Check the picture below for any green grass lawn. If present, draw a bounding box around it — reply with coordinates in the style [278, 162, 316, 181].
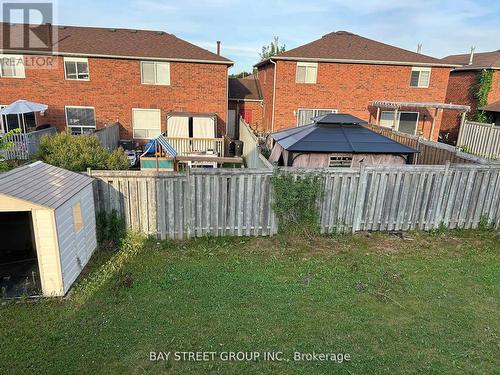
[1, 230, 499, 374]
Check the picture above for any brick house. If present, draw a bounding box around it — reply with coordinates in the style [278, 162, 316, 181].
[255, 31, 458, 141]
[0, 23, 232, 141]
[441, 50, 500, 142]
[228, 75, 263, 136]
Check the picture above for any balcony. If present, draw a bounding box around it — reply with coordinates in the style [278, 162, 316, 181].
[165, 137, 225, 156]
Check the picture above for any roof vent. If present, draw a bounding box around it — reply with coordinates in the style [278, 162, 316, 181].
[469, 46, 475, 65]
[156, 31, 164, 35]
[109, 28, 116, 32]
[129, 29, 138, 33]
[58, 25, 66, 29]
[416, 43, 422, 54]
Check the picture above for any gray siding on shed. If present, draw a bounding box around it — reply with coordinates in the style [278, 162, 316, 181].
[55, 184, 97, 294]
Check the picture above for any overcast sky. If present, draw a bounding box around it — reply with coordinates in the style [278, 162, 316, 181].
[26, 0, 500, 72]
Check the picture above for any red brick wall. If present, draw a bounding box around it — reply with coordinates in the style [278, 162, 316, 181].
[228, 100, 264, 131]
[0, 56, 228, 139]
[441, 70, 478, 141]
[260, 60, 450, 141]
[256, 63, 275, 132]
[488, 70, 500, 104]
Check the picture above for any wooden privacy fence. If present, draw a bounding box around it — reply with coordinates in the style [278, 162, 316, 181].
[89, 164, 500, 239]
[0, 127, 56, 160]
[94, 123, 120, 151]
[238, 118, 273, 169]
[457, 121, 500, 160]
[366, 124, 497, 165]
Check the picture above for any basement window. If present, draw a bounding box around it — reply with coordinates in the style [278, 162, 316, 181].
[64, 57, 89, 80]
[329, 154, 352, 167]
[141, 61, 170, 85]
[410, 67, 431, 88]
[65, 106, 96, 134]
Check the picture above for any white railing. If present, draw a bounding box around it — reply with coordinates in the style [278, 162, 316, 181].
[0, 127, 57, 160]
[457, 121, 500, 160]
[166, 137, 224, 156]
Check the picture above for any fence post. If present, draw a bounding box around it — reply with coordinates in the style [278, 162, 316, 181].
[352, 163, 367, 233]
[456, 115, 467, 147]
[485, 122, 495, 159]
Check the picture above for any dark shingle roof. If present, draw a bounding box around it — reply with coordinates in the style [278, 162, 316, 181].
[272, 114, 417, 154]
[441, 50, 500, 70]
[228, 76, 263, 100]
[0, 23, 232, 64]
[0, 161, 94, 209]
[256, 31, 455, 68]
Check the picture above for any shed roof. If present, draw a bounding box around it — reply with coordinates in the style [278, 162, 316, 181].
[256, 31, 457, 68]
[0, 161, 94, 209]
[480, 100, 500, 113]
[272, 115, 417, 154]
[0, 23, 232, 65]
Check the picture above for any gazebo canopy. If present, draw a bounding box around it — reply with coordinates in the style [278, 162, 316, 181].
[272, 114, 417, 154]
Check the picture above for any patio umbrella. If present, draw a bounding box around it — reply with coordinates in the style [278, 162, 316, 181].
[0, 99, 48, 133]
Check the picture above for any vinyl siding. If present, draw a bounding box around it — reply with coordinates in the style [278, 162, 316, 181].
[55, 184, 97, 294]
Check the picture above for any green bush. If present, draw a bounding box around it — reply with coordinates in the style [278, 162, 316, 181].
[37, 131, 129, 171]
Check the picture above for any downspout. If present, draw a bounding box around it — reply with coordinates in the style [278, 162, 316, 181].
[270, 58, 277, 133]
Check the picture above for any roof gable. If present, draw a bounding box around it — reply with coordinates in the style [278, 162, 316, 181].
[257, 31, 455, 67]
[0, 161, 94, 209]
[228, 77, 263, 100]
[0, 23, 232, 64]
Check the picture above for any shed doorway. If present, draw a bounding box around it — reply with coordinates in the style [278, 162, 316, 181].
[0, 211, 41, 297]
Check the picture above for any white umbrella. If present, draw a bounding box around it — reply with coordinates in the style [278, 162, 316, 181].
[0, 99, 48, 134]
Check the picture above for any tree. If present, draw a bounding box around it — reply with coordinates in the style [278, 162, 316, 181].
[0, 128, 21, 171]
[229, 71, 254, 78]
[259, 36, 286, 61]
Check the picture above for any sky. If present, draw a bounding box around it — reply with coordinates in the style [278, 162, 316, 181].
[11, 0, 500, 72]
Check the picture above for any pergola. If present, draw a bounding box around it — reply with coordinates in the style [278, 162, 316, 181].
[372, 101, 470, 140]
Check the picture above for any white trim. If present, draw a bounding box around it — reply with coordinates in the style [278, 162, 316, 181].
[63, 57, 90, 81]
[1, 49, 233, 65]
[410, 67, 431, 88]
[64, 105, 96, 133]
[132, 108, 162, 139]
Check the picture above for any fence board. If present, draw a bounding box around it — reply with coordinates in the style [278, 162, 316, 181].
[89, 165, 500, 238]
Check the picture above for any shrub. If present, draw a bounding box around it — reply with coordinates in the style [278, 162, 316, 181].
[37, 131, 129, 171]
[96, 210, 126, 248]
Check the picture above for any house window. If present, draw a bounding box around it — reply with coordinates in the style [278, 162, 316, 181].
[379, 111, 419, 135]
[410, 67, 431, 88]
[0, 54, 25, 78]
[297, 108, 337, 126]
[329, 154, 352, 167]
[132, 108, 162, 139]
[296, 62, 318, 84]
[65, 106, 96, 134]
[64, 57, 90, 80]
[0, 105, 36, 133]
[73, 202, 83, 232]
[141, 61, 170, 85]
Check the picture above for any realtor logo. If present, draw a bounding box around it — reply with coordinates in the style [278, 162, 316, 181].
[1, 1, 57, 52]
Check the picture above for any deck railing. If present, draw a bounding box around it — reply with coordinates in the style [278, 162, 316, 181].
[0, 127, 56, 160]
[165, 137, 224, 156]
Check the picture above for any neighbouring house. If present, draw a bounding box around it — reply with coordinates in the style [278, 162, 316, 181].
[228, 75, 264, 137]
[269, 114, 417, 167]
[0, 161, 96, 297]
[441, 50, 500, 141]
[255, 31, 460, 141]
[0, 23, 232, 154]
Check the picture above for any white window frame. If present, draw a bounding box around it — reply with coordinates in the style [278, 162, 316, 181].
[296, 62, 318, 84]
[0, 54, 25, 78]
[296, 108, 337, 126]
[140, 61, 170, 86]
[65, 106, 96, 134]
[132, 108, 162, 139]
[64, 57, 90, 81]
[380, 110, 419, 135]
[410, 67, 431, 88]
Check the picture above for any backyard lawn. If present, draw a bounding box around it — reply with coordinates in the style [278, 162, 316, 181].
[0, 230, 499, 374]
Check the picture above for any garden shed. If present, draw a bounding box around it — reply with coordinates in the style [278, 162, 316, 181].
[0, 161, 96, 297]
